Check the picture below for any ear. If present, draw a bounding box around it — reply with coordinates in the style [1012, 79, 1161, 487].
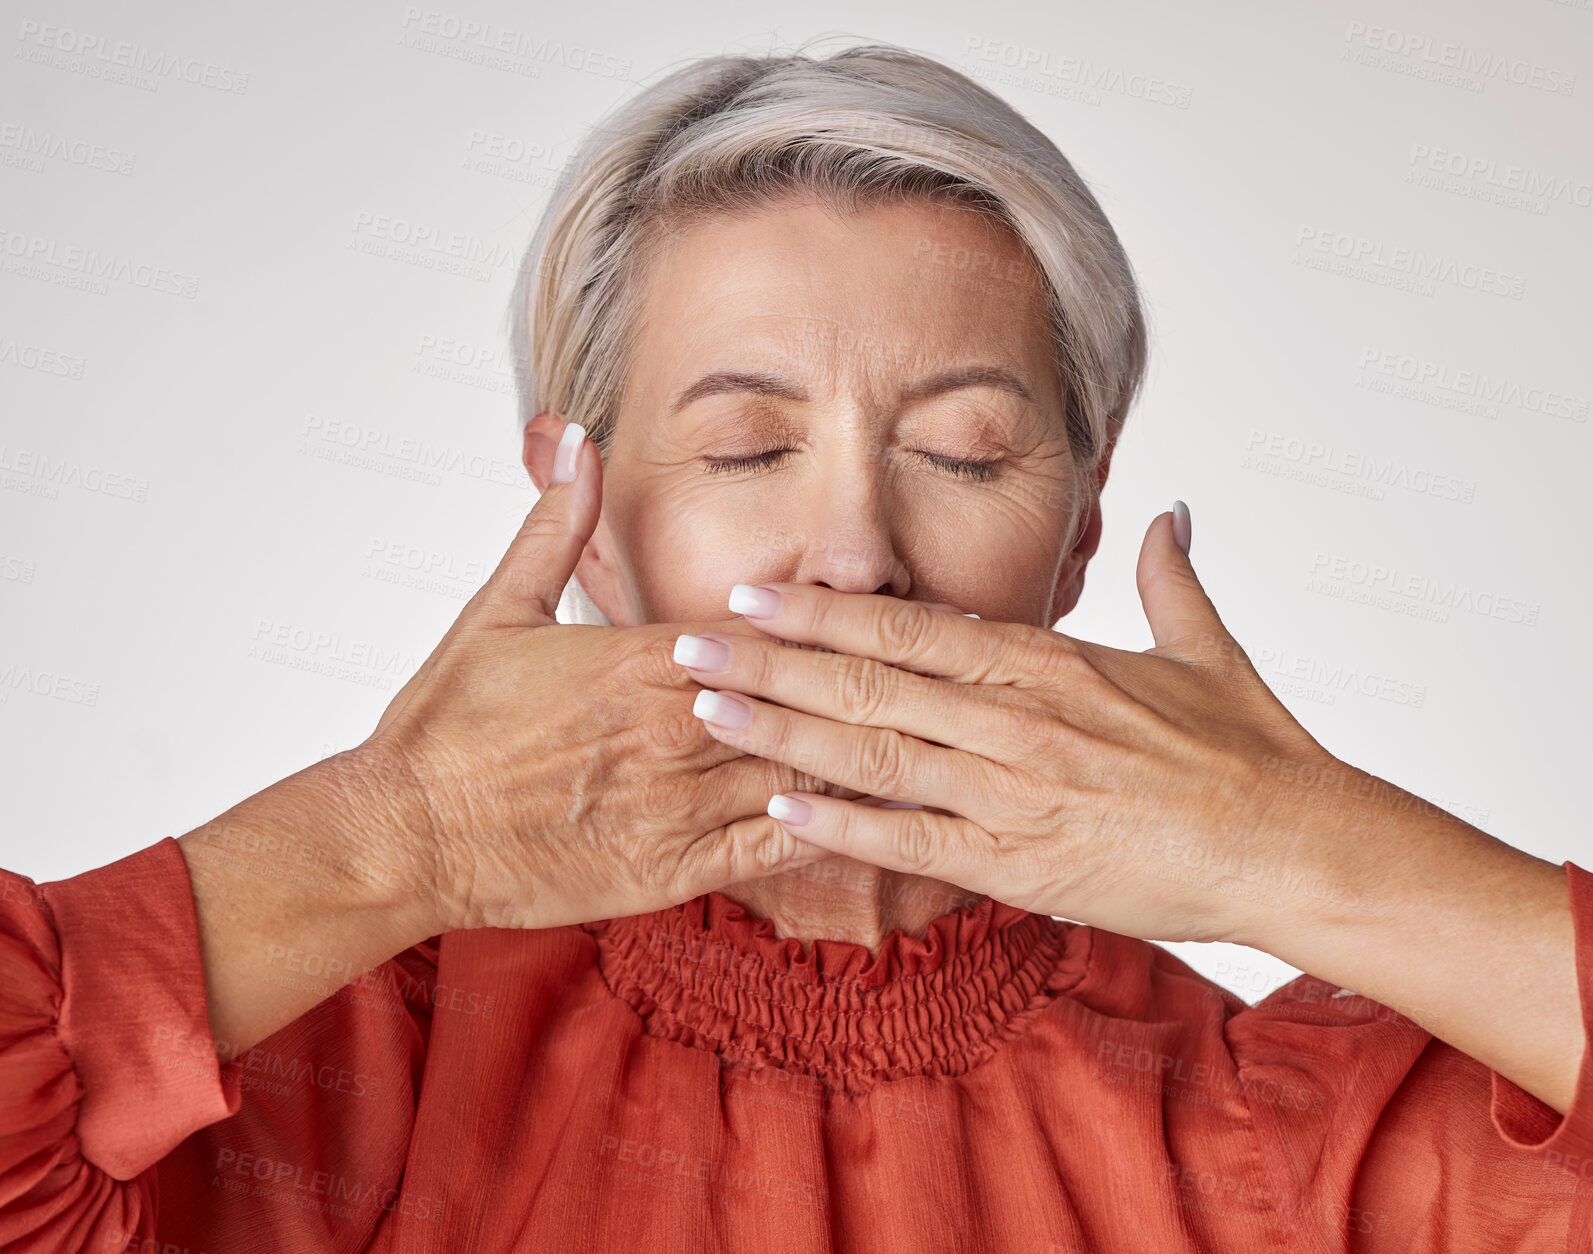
[1046, 438, 1116, 625]
[521, 412, 633, 625]
[521, 410, 571, 491]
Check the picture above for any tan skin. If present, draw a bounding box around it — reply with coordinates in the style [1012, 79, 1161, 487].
[531, 196, 1096, 947]
[177, 195, 1580, 1123]
[527, 196, 1582, 1115]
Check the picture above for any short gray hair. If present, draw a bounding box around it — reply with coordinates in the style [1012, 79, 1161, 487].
[510, 40, 1148, 575]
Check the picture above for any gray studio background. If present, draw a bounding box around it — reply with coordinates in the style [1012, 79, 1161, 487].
[2, 0, 1589, 1003]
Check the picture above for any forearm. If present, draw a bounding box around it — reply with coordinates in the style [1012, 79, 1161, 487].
[1236, 760, 1583, 1115]
[176, 743, 442, 1062]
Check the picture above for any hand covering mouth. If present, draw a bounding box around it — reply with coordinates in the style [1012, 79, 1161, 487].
[774, 639, 897, 802]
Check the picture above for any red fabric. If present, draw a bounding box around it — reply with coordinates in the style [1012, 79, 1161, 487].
[0, 837, 1589, 1251]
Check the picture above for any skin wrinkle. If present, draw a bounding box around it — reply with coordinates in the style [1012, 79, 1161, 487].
[551, 194, 1108, 952]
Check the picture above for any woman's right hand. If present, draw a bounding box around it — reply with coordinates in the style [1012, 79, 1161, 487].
[361, 421, 831, 934]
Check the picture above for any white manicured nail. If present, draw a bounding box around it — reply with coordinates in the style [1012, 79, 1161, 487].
[693, 689, 751, 729]
[767, 794, 812, 825]
[673, 634, 730, 672]
[551, 422, 586, 484]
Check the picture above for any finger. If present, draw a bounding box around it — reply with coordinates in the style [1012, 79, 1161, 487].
[691, 686, 985, 814]
[725, 585, 1043, 686]
[472, 420, 601, 630]
[695, 812, 839, 888]
[692, 745, 877, 830]
[762, 790, 992, 887]
[675, 631, 1020, 762]
[1135, 504, 1239, 659]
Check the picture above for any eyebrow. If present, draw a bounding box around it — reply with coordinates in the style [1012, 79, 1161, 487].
[667, 364, 1036, 415]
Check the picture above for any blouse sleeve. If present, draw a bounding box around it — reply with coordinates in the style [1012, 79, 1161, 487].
[0, 837, 439, 1254]
[0, 838, 242, 1251]
[150, 916, 440, 1252]
[1225, 859, 1593, 1251]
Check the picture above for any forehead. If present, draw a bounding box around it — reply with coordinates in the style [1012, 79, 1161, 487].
[630, 197, 1055, 383]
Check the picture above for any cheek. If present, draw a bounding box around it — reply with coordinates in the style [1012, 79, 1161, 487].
[617, 483, 780, 622]
[895, 490, 1065, 624]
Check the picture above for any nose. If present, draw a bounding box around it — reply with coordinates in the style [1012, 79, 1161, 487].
[786, 433, 913, 601]
[797, 522, 911, 601]
[815, 578, 896, 597]
[804, 553, 909, 602]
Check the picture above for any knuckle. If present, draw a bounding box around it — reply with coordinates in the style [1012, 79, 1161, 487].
[835, 657, 891, 722]
[602, 628, 665, 690]
[743, 640, 780, 693]
[1002, 706, 1060, 769]
[618, 833, 670, 894]
[762, 714, 800, 769]
[857, 729, 911, 796]
[746, 819, 800, 875]
[1039, 633, 1091, 678]
[1014, 768, 1067, 817]
[654, 705, 705, 755]
[890, 808, 937, 873]
[876, 598, 931, 661]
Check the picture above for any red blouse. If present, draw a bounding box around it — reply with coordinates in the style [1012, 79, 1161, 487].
[2, 837, 1591, 1252]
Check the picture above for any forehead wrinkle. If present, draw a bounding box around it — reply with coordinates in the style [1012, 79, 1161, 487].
[668, 358, 1044, 419]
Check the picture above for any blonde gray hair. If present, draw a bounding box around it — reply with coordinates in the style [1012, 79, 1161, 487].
[508, 40, 1149, 623]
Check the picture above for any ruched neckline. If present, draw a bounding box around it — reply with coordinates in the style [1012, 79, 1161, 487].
[580, 889, 1088, 1093]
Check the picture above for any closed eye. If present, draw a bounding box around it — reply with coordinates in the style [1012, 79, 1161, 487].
[920, 452, 999, 482]
[703, 449, 1000, 481]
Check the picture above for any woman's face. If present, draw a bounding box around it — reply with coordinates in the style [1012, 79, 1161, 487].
[544, 196, 1106, 630]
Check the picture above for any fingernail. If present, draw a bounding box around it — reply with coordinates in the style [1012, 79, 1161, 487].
[673, 634, 731, 672]
[551, 422, 587, 484]
[693, 689, 751, 729]
[768, 794, 812, 826]
[1171, 499, 1191, 555]
[728, 584, 781, 618]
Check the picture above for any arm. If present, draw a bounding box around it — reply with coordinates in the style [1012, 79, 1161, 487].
[659, 537, 1589, 1123]
[176, 743, 442, 1063]
[1234, 758, 1587, 1118]
[0, 834, 440, 1252]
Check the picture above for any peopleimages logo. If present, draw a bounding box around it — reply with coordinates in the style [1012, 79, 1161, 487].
[398, 8, 632, 80]
[0, 227, 199, 298]
[1241, 429, 1477, 503]
[0, 335, 86, 380]
[1407, 143, 1593, 211]
[1305, 552, 1541, 627]
[0, 123, 136, 175]
[1294, 226, 1525, 300]
[14, 19, 250, 93]
[962, 35, 1194, 108]
[1358, 347, 1588, 423]
[1342, 20, 1576, 96]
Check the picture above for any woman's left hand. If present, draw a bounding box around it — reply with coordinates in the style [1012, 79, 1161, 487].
[673, 509, 1350, 947]
[675, 509, 1589, 1117]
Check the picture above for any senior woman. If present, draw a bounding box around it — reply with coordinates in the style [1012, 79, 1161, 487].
[2, 44, 1590, 1254]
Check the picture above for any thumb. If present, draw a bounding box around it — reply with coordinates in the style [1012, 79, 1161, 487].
[473, 421, 602, 629]
[1135, 501, 1232, 659]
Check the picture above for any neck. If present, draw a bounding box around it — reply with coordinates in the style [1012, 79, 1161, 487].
[712, 856, 986, 953]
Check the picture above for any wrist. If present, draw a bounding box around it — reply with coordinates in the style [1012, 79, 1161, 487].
[174, 744, 447, 1061]
[1221, 751, 1394, 954]
[318, 741, 446, 942]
